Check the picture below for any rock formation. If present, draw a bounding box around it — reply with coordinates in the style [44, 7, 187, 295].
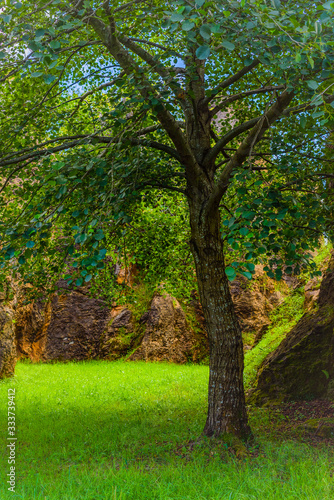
[248, 252, 334, 404]
[3, 259, 286, 367]
[100, 308, 135, 360]
[0, 284, 17, 379]
[230, 265, 284, 345]
[43, 291, 111, 360]
[128, 293, 208, 363]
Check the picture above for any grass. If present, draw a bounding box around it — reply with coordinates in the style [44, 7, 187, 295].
[244, 291, 305, 387]
[1, 360, 333, 500]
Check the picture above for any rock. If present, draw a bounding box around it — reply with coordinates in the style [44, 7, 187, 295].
[16, 286, 113, 361]
[0, 288, 17, 379]
[100, 308, 135, 360]
[128, 293, 206, 363]
[15, 298, 47, 361]
[304, 277, 321, 311]
[248, 252, 334, 405]
[12, 262, 285, 364]
[43, 291, 111, 361]
[230, 265, 285, 345]
[115, 262, 138, 286]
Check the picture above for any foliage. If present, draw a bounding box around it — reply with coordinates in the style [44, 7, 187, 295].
[0, 360, 333, 499]
[0, 0, 333, 288]
[115, 192, 196, 298]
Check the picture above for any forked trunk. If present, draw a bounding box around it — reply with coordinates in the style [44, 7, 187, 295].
[189, 199, 252, 440]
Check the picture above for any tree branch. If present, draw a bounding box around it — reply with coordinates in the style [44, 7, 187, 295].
[203, 59, 260, 105]
[205, 90, 295, 216]
[210, 85, 286, 117]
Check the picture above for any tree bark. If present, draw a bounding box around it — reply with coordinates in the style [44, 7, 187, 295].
[188, 196, 252, 440]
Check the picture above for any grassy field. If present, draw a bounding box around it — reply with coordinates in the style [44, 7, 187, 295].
[0, 360, 333, 500]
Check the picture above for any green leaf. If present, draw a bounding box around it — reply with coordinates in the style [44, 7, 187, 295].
[314, 21, 322, 34]
[50, 40, 61, 49]
[211, 24, 222, 34]
[225, 267, 236, 281]
[31, 71, 43, 78]
[18, 256, 25, 265]
[246, 263, 255, 272]
[307, 80, 318, 90]
[182, 20, 195, 31]
[35, 28, 46, 39]
[85, 274, 92, 282]
[239, 227, 249, 236]
[323, 0, 334, 9]
[170, 13, 184, 22]
[195, 0, 205, 6]
[1, 14, 12, 23]
[26, 241, 35, 248]
[27, 41, 40, 51]
[0, 51, 6, 59]
[242, 211, 256, 220]
[322, 370, 329, 379]
[43, 74, 57, 84]
[241, 271, 252, 280]
[196, 45, 210, 59]
[75, 278, 83, 287]
[221, 40, 235, 51]
[200, 24, 211, 40]
[94, 230, 105, 241]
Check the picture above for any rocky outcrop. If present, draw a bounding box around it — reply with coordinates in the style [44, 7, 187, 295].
[304, 277, 321, 311]
[16, 283, 113, 361]
[0, 286, 17, 379]
[230, 265, 285, 345]
[129, 293, 208, 363]
[14, 264, 284, 363]
[43, 291, 111, 360]
[248, 252, 334, 404]
[100, 308, 136, 360]
[15, 298, 47, 361]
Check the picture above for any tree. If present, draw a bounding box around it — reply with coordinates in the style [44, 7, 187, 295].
[0, 0, 334, 439]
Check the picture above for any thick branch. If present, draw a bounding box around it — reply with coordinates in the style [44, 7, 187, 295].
[82, 11, 198, 174]
[203, 59, 260, 105]
[206, 90, 295, 216]
[209, 93, 334, 165]
[210, 85, 286, 117]
[0, 130, 181, 168]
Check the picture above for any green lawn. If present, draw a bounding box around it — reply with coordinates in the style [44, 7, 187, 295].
[0, 360, 333, 499]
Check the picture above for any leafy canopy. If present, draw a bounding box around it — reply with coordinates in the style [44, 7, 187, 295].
[0, 0, 333, 290]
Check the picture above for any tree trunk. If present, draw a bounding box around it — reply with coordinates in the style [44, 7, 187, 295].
[188, 198, 252, 440]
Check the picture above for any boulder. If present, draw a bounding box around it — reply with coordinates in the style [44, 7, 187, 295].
[230, 265, 285, 345]
[248, 252, 334, 404]
[15, 298, 47, 361]
[304, 277, 321, 311]
[16, 286, 113, 361]
[100, 308, 135, 360]
[129, 293, 207, 363]
[42, 291, 111, 360]
[0, 286, 17, 379]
